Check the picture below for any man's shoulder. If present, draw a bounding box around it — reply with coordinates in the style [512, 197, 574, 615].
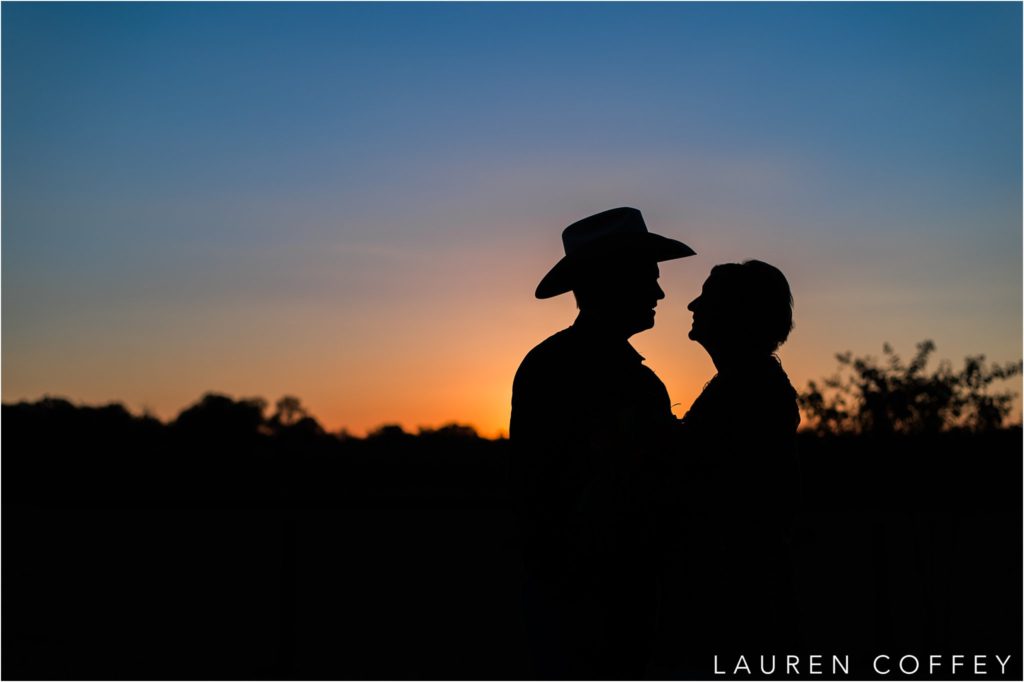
[520, 327, 579, 365]
[512, 328, 585, 395]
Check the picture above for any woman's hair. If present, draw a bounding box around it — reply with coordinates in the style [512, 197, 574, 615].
[711, 260, 794, 353]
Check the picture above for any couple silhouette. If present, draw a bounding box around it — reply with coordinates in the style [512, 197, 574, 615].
[511, 207, 800, 679]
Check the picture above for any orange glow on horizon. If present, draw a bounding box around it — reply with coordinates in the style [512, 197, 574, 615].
[3, 212, 1019, 438]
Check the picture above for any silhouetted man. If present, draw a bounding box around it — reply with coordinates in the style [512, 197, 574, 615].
[510, 207, 694, 679]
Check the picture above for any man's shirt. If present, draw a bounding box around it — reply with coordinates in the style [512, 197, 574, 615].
[509, 316, 676, 578]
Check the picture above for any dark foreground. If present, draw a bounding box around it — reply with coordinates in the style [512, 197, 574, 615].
[3, 399, 1021, 679]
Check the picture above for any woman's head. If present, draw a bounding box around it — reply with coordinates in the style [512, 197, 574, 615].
[688, 260, 793, 357]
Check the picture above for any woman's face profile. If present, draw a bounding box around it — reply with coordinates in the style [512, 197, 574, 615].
[687, 269, 733, 348]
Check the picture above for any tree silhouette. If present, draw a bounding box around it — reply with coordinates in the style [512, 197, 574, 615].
[800, 340, 1022, 435]
[272, 395, 309, 427]
[173, 392, 268, 436]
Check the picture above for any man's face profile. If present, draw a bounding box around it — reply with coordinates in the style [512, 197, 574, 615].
[574, 256, 664, 337]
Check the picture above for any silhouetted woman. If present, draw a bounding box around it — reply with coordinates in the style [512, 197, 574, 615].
[654, 260, 801, 677]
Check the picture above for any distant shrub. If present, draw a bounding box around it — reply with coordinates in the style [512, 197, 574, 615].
[418, 423, 480, 440]
[173, 392, 268, 437]
[799, 340, 1022, 436]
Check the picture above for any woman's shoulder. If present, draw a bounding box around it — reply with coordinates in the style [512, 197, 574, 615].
[762, 356, 798, 398]
[684, 357, 799, 432]
[759, 358, 800, 433]
[711, 356, 795, 396]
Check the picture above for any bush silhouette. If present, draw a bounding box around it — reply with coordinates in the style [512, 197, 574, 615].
[173, 392, 269, 437]
[800, 340, 1022, 435]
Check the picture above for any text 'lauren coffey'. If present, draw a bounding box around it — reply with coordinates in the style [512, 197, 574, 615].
[713, 654, 1013, 676]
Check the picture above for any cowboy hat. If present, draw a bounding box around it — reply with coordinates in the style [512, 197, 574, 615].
[535, 207, 695, 299]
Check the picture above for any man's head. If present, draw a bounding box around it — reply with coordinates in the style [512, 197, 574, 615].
[535, 208, 694, 336]
[572, 252, 665, 337]
[688, 260, 794, 357]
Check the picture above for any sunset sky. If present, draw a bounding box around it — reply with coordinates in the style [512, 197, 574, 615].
[3, 2, 1021, 437]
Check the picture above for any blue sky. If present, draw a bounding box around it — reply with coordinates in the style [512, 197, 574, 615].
[3, 2, 1021, 433]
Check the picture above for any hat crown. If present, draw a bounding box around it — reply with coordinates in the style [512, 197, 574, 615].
[562, 207, 648, 256]
[535, 206, 694, 299]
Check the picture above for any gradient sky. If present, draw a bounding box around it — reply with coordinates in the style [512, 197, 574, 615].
[3, 2, 1021, 437]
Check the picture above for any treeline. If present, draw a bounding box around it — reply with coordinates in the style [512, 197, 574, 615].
[3, 393, 511, 509]
[4, 340, 1021, 678]
[5, 338, 1021, 511]
[4, 390, 1021, 678]
[3, 387, 1020, 513]
[800, 339, 1022, 435]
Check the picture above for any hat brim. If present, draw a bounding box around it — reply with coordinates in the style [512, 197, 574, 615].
[535, 232, 695, 299]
